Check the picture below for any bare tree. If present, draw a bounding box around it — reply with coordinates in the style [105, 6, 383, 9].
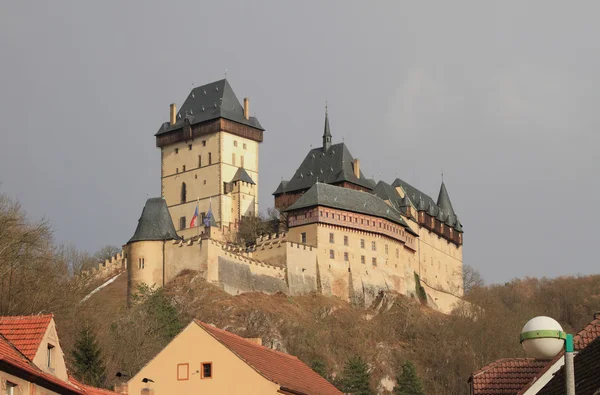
[93, 245, 121, 262]
[462, 264, 484, 294]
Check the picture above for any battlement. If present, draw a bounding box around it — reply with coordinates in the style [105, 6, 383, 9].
[80, 249, 127, 282]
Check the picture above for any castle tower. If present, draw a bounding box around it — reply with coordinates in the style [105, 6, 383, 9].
[154, 79, 264, 239]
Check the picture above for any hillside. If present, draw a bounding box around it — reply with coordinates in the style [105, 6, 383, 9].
[60, 270, 600, 395]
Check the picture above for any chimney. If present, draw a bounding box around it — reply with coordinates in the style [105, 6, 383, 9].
[243, 97, 250, 120]
[245, 337, 262, 346]
[353, 159, 360, 178]
[170, 103, 177, 125]
[594, 311, 600, 320]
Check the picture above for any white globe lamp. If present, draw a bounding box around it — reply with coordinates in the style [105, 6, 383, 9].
[520, 316, 565, 360]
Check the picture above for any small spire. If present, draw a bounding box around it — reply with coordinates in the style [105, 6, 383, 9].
[323, 102, 332, 151]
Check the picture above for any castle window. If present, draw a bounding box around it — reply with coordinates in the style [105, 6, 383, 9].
[301, 233, 306, 243]
[372, 257, 377, 266]
[232, 153, 236, 166]
[343, 215, 346, 221]
[385, 244, 388, 254]
[396, 248, 399, 258]
[202, 363, 212, 379]
[179, 216, 186, 230]
[241, 156, 244, 168]
[243, 143, 247, 150]
[361, 219, 364, 224]
[204, 180, 206, 185]
[182, 165, 186, 172]
[176, 168, 179, 174]
[344, 236, 349, 246]
[208, 152, 212, 164]
[175, 148, 179, 154]
[326, 212, 329, 218]
[198, 155, 202, 167]
[329, 233, 334, 243]
[202, 140, 206, 147]
[188, 144, 192, 150]
[361, 255, 365, 264]
[234, 140, 238, 147]
[181, 182, 187, 203]
[344, 252, 349, 261]
[329, 250, 335, 259]
[371, 241, 376, 251]
[360, 239, 365, 249]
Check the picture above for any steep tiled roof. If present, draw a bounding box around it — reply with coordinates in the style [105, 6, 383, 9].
[128, 197, 180, 243]
[0, 314, 52, 359]
[0, 334, 84, 394]
[69, 376, 120, 395]
[537, 336, 600, 395]
[469, 358, 548, 395]
[573, 317, 600, 351]
[231, 167, 255, 185]
[196, 321, 342, 395]
[155, 79, 263, 136]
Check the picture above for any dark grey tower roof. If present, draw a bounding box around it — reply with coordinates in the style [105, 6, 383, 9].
[156, 79, 263, 136]
[323, 110, 332, 151]
[230, 167, 255, 185]
[436, 182, 456, 218]
[128, 198, 180, 243]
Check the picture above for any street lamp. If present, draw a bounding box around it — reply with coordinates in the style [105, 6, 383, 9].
[520, 316, 575, 395]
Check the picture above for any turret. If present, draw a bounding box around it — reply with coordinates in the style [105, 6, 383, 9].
[323, 106, 332, 151]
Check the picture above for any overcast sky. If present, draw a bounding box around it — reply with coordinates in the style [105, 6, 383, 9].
[1, 1, 598, 284]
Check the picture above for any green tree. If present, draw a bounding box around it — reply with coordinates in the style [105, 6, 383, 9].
[71, 325, 107, 388]
[394, 361, 425, 395]
[336, 356, 373, 395]
[311, 359, 329, 381]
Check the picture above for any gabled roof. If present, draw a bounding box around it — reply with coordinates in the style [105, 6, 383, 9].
[286, 183, 415, 233]
[573, 317, 600, 350]
[196, 321, 341, 395]
[469, 358, 548, 395]
[128, 198, 180, 243]
[274, 142, 375, 195]
[537, 336, 600, 395]
[0, 334, 84, 395]
[155, 79, 263, 136]
[231, 167, 255, 185]
[69, 376, 119, 395]
[0, 314, 52, 360]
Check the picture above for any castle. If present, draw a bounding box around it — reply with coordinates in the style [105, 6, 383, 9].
[124, 78, 465, 313]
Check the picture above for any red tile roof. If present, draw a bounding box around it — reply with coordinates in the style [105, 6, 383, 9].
[0, 334, 84, 394]
[573, 317, 600, 351]
[0, 314, 53, 359]
[469, 358, 548, 395]
[69, 376, 120, 395]
[196, 320, 342, 395]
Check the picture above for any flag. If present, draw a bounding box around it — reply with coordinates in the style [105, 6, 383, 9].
[190, 206, 199, 227]
[203, 207, 213, 227]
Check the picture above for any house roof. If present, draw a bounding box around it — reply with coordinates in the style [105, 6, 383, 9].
[285, 183, 416, 234]
[573, 317, 600, 351]
[0, 314, 52, 360]
[0, 334, 84, 395]
[231, 167, 255, 185]
[155, 79, 263, 136]
[128, 197, 180, 243]
[69, 376, 119, 395]
[469, 358, 548, 395]
[196, 320, 342, 395]
[273, 142, 375, 195]
[537, 336, 600, 395]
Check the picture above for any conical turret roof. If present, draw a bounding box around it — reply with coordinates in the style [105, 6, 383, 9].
[128, 198, 180, 243]
[437, 182, 456, 218]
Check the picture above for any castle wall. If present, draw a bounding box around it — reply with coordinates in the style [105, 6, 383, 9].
[282, 242, 318, 295]
[164, 239, 209, 283]
[420, 280, 463, 314]
[127, 240, 166, 298]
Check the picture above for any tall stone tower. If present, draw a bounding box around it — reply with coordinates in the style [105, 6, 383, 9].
[154, 79, 264, 239]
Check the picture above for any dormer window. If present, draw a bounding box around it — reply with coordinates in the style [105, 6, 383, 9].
[47, 343, 55, 369]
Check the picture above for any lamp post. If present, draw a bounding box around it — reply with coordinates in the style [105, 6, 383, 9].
[519, 316, 575, 395]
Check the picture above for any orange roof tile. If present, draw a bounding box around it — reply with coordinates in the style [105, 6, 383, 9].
[469, 358, 548, 395]
[69, 376, 120, 395]
[0, 314, 53, 359]
[0, 334, 84, 394]
[573, 317, 600, 351]
[196, 320, 342, 395]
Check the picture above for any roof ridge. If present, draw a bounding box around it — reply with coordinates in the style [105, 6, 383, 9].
[471, 357, 539, 377]
[0, 314, 54, 320]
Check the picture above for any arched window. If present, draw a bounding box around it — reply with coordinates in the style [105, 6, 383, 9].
[181, 182, 187, 203]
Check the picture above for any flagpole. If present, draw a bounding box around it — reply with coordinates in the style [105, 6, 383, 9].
[196, 197, 199, 239]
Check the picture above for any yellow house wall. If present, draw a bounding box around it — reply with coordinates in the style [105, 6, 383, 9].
[127, 322, 281, 395]
[31, 319, 69, 382]
[0, 372, 62, 395]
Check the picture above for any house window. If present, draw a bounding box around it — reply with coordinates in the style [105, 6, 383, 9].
[329, 250, 335, 259]
[180, 216, 186, 230]
[175, 148, 179, 154]
[234, 140, 238, 147]
[232, 153, 236, 166]
[47, 344, 55, 369]
[344, 236, 349, 246]
[5, 382, 17, 395]
[202, 140, 206, 147]
[360, 239, 365, 249]
[202, 363, 212, 379]
[208, 152, 212, 164]
[181, 182, 187, 203]
[329, 233, 334, 243]
[344, 252, 349, 261]
[198, 155, 202, 167]
[243, 143, 247, 149]
[361, 255, 365, 264]
[182, 165, 186, 172]
[177, 363, 189, 381]
[372, 257, 377, 266]
[188, 144, 192, 150]
[301, 233, 307, 243]
[371, 241, 376, 251]
[241, 156, 244, 168]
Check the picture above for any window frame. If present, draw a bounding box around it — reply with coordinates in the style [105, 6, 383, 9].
[329, 250, 335, 259]
[201, 362, 213, 379]
[177, 363, 190, 381]
[329, 233, 334, 243]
